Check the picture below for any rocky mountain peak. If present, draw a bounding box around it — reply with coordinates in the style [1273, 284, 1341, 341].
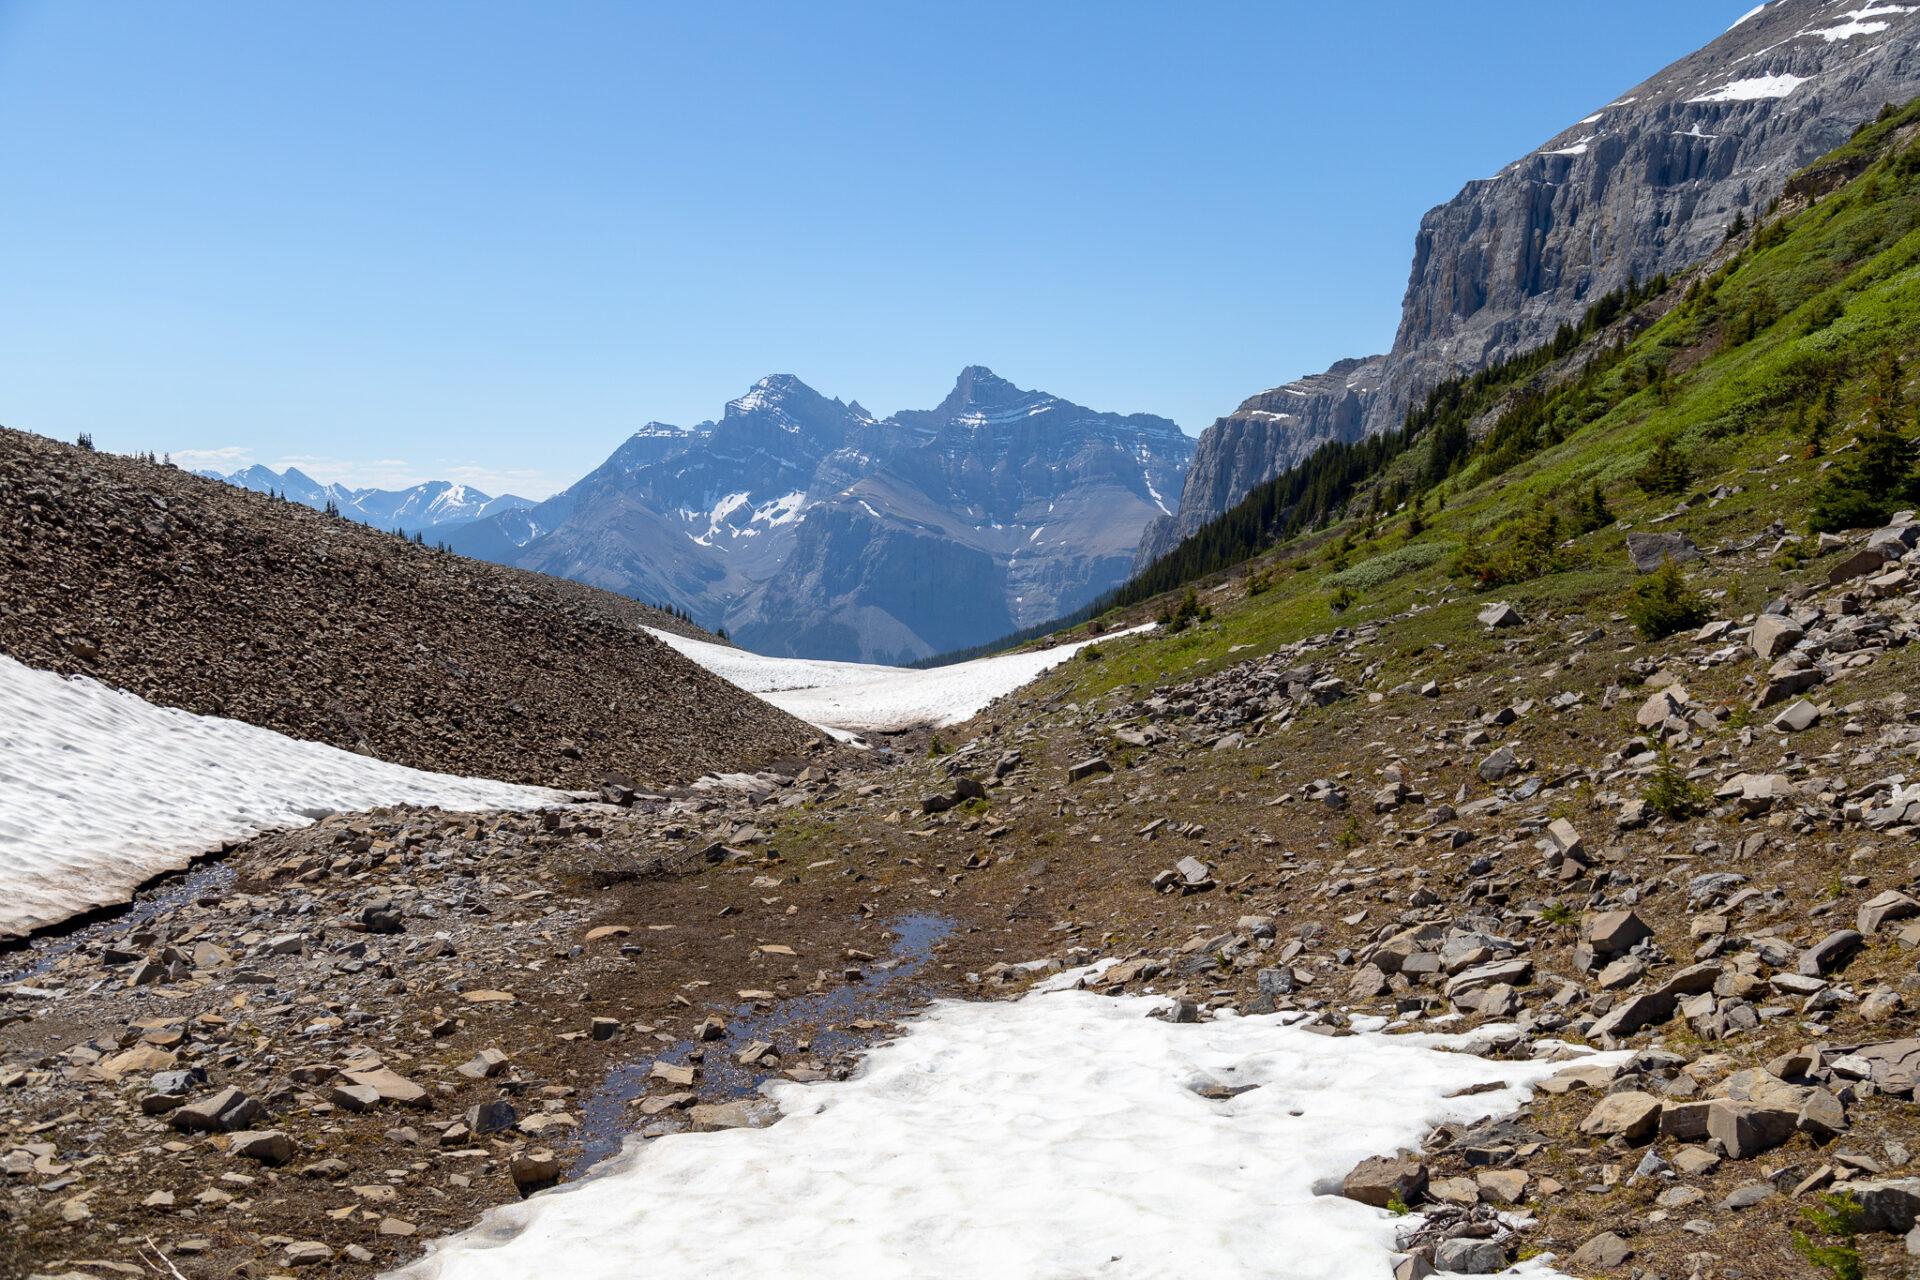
[936, 365, 1033, 416]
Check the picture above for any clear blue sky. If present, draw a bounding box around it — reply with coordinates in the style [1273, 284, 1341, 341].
[0, 2, 1752, 498]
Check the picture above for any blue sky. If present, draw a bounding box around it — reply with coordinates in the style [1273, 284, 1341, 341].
[0, 2, 1752, 498]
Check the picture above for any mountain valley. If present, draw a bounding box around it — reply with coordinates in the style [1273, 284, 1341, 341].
[11, 6, 1920, 1280]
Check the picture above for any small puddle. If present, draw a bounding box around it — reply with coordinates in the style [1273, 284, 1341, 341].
[568, 911, 954, 1176]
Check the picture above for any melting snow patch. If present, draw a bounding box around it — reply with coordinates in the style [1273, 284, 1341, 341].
[1541, 136, 1593, 157]
[0, 656, 561, 939]
[1800, 5, 1913, 41]
[392, 992, 1612, 1280]
[1688, 72, 1808, 101]
[753, 490, 810, 528]
[1730, 1, 1770, 27]
[645, 625, 1152, 733]
[1802, 17, 1893, 40]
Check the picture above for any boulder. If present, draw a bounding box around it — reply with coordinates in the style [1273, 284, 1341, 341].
[1830, 545, 1895, 584]
[1544, 818, 1584, 860]
[1798, 929, 1864, 976]
[1797, 1088, 1849, 1137]
[1432, 1239, 1506, 1274]
[1341, 1155, 1429, 1208]
[1771, 699, 1821, 733]
[1578, 1091, 1663, 1140]
[338, 1067, 427, 1107]
[1854, 1038, 1920, 1095]
[1066, 757, 1112, 783]
[1659, 1100, 1712, 1140]
[1586, 910, 1651, 954]
[1852, 1178, 1920, 1233]
[1627, 532, 1700, 573]
[1475, 746, 1518, 782]
[1588, 992, 1670, 1043]
[1749, 614, 1804, 659]
[228, 1129, 294, 1164]
[168, 1086, 259, 1133]
[688, 1098, 782, 1132]
[1755, 666, 1824, 708]
[466, 1099, 518, 1134]
[456, 1048, 510, 1080]
[1860, 891, 1920, 935]
[1568, 1233, 1632, 1270]
[1477, 602, 1525, 628]
[1635, 687, 1688, 728]
[1707, 1100, 1797, 1159]
[1475, 1169, 1529, 1205]
[509, 1149, 563, 1193]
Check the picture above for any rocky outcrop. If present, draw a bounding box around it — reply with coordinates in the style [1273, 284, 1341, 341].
[1145, 0, 1920, 568]
[1133, 357, 1383, 570]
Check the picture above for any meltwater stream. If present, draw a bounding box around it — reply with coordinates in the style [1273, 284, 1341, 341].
[568, 911, 954, 1175]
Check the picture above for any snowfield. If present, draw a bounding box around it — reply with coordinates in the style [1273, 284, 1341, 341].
[1687, 71, 1808, 102]
[0, 656, 563, 939]
[393, 987, 1611, 1280]
[645, 624, 1153, 736]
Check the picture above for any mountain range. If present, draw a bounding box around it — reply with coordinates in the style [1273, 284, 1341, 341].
[1137, 0, 1920, 568]
[444, 366, 1194, 663]
[199, 464, 534, 533]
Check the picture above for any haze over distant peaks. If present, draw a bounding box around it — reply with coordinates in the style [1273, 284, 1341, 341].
[201, 465, 534, 533]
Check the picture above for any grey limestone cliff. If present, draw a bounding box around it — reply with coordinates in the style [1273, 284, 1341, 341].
[1143, 0, 1920, 570]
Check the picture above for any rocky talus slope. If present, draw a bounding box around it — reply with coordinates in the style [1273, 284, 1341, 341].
[1142, 0, 1920, 568]
[0, 427, 815, 789]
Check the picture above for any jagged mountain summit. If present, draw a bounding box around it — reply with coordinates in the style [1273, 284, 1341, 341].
[1138, 0, 1920, 569]
[201, 464, 534, 533]
[450, 367, 1194, 662]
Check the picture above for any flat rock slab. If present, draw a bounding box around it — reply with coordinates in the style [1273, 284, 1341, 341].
[1627, 532, 1700, 573]
[1579, 1091, 1662, 1140]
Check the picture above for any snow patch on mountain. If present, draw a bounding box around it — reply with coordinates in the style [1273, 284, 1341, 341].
[1801, 6, 1915, 42]
[1688, 71, 1809, 101]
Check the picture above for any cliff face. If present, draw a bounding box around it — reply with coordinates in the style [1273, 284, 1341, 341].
[1146, 0, 1920, 566]
[1371, 0, 1920, 434]
[1133, 357, 1384, 571]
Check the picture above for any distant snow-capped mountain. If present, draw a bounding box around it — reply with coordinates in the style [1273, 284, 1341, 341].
[199, 465, 534, 532]
[448, 368, 1194, 662]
